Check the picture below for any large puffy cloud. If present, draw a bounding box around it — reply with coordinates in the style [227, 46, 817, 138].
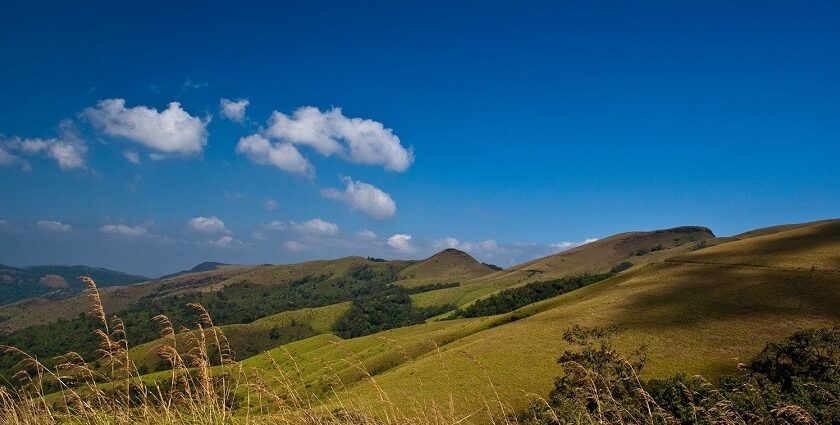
[387, 233, 416, 253]
[188, 216, 227, 234]
[236, 134, 313, 176]
[259, 106, 413, 172]
[100, 224, 150, 237]
[83, 98, 210, 155]
[220, 98, 249, 123]
[321, 177, 396, 220]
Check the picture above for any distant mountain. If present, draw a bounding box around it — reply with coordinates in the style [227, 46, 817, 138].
[158, 261, 230, 279]
[0, 264, 149, 306]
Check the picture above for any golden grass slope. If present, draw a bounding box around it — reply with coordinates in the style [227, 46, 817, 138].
[412, 226, 717, 309]
[250, 220, 839, 419]
[396, 249, 495, 287]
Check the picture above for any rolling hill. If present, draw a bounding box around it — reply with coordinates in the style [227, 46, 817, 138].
[1, 219, 838, 422]
[0, 263, 149, 306]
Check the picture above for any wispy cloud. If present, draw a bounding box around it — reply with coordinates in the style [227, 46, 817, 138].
[37, 220, 72, 232]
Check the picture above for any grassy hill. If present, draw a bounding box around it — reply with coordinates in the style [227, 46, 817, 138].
[411, 225, 717, 309]
[0, 263, 149, 306]
[1, 219, 838, 422]
[233, 220, 839, 419]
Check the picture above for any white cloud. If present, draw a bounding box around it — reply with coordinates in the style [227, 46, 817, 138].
[282, 240, 308, 252]
[220, 98, 249, 123]
[0, 146, 29, 170]
[236, 134, 313, 176]
[356, 229, 377, 241]
[37, 220, 71, 232]
[100, 223, 150, 237]
[182, 79, 208, 91]
[122, 150, 140, 164]
[290, 218, 339, 236]
[550, 238, 599, 251]
[15, 137, 87, 170]
[264, 106, 413, 172]
[188, 216, 227, 234]
[387, 233, 415, 253]
[213, 235, 242, 248]
[83, 98, 210, 155]
[433, 237, 500, 254]
[321, 177, 396, 220]
[264, 198, 278, 211]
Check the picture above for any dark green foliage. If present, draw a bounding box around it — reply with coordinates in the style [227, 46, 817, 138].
[482, 262, 504, 271]
[334, 286, 455, 339]
[403, 282, 459, 294]
[448, 273, 610, 319]
[650, 244, 664, 252]
[522, 326, 839, 424]
[0, 263, 405, 379]
[610, 261, 633, 274]
[646, 327, 840, 424]
[366, 257, 387, 262]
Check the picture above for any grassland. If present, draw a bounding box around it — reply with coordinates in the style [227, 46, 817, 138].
[0, 219, 837, 423]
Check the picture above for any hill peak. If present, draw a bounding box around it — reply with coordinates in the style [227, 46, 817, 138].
[399, 248, 494, 281]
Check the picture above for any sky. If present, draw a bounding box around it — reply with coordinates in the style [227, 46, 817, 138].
[0, 1, 838, 277]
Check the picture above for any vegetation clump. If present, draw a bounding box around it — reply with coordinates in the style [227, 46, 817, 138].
[521, 325, 839, 425]
[448, 273, 611, 319]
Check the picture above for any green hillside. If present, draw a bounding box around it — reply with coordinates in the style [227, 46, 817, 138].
[1, 219, 838, 423]
[234, 220, 840, 419]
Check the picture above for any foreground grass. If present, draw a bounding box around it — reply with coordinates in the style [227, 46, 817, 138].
[0, 276, 837, 424]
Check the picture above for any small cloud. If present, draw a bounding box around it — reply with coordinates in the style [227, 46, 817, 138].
[83, 98, 210, 156]
[356, 229, 377, 241]
[100, 223, 150, 237]
[251, 220, 286, 240]
[282, 240, 307, 252]
[236, 134, 314, 176]
[550, 238, 599, 251]
[188, 216, 227, 234]
[2, 121, 88, 171]
[122, 150, 141, 164]
[213, 235, 242, 248]
[182, 78, 208, 91]
[0, 145, 30, 170]
[387, 233, 415, 253]
[289, 218, 339, 236]
[264, 198, 278, 211]
[219, 98, 249, 123]
[224, 191, 245, 201]
[37, 220, 71, 232]
[321, 176, 396, 220]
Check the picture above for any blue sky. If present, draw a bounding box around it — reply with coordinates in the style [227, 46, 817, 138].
[1, 1, 838, 276]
